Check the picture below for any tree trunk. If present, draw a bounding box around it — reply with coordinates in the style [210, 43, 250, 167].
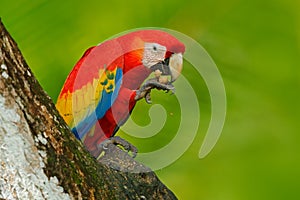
[0, 19, 177, 200]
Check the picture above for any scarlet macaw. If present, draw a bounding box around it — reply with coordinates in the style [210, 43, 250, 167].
[56, 30, 185, 158]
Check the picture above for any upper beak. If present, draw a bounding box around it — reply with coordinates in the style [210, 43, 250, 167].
[169, 53, 183, 82]
[150, 53, 183, 83]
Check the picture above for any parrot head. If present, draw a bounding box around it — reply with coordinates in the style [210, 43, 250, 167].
[142, 42, 183, 83]
[117, 30, 185, 84]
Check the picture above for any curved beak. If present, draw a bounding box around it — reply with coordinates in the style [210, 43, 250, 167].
[169, 53, 183, 82]
[150, 53, 183, 83]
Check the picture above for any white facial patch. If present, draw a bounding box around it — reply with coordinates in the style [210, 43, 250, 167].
[142, 43, 167, 68]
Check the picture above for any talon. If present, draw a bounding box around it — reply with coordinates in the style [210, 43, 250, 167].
[169, 85, 176, 94]
[145, 92, 152, 104]
[98, 139, 110, 150]
[98, 136, 138, 158]
[135, 78, 176, 102]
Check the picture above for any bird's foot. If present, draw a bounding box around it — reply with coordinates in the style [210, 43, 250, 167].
[135, 78, 175, 104]
[98, 136, 138, 158]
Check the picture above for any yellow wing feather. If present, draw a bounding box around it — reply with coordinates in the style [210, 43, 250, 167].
[56, 68, 118, 130]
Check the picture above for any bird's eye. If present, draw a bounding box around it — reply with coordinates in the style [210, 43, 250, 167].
[153, 45, 157, 51]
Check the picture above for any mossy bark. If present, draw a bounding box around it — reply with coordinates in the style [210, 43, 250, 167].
[0, 19, 177, 200]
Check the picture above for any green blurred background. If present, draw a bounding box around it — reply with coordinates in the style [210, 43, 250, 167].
[1, 0, 299, 199]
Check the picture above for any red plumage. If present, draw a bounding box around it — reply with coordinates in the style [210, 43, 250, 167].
[56, 30, 185, 158]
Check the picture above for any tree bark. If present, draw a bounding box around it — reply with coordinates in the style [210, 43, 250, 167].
[0, 19, 177, 200]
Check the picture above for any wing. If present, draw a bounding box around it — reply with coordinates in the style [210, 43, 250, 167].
[56, 39, 124, 140]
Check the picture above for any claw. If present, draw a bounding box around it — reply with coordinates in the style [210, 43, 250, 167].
[98, 136, 138, 158]
[145, 91, 152, 104]
[135, 78, 175, 103]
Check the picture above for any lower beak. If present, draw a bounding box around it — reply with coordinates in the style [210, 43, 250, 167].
[150, 53, 183, 83]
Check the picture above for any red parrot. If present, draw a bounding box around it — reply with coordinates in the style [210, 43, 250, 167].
[56, 30, 185, 158]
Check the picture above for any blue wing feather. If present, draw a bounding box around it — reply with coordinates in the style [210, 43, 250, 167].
[72, 68, 123, 139]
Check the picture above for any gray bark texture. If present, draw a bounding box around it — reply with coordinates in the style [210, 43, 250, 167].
[0, 19, 177, 200]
